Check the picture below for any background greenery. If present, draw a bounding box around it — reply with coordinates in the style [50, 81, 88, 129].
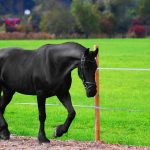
[0, 0, 150, 37]
[0, 38, 150, 146]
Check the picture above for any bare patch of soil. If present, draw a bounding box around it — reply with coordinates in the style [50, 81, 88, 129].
[0, 136, 150, 150]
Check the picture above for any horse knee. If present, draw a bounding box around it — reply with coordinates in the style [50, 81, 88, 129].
[68, 110, 76, 120]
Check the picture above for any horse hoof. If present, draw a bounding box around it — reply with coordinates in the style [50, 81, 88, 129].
[54, 125, 64, 137]
[0, 128, 10, 140]
[38, 136, 50, 144]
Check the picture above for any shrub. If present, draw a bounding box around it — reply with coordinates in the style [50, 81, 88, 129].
[40, 3, 75, 36]
[131, 18, 142, 25]
[99, 13, 116, 37]
[71, 0, 100, 37]
[0, 32, 55, 40]
[128, 25, 146, 38]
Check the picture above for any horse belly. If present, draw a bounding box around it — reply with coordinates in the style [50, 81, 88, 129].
[4, 78, 36, 95]
[1, 67, 36, 95]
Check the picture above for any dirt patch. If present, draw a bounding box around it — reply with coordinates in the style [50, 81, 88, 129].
[0, 136, 150, 150]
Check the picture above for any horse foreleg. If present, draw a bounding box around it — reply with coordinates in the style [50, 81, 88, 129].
[37, 94, 50, 143]
[55, 92, 76, 137]
[0, 88, 14, 140]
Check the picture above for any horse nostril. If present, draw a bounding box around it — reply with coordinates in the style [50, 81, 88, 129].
[84, 82, 97, 97]
[87, 89, 96, 97]
[86, 85, 97, 97]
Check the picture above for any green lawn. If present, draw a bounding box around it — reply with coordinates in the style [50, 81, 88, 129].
[0, 38, 150, 146]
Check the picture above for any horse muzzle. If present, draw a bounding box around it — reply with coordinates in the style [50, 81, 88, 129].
[84, 82, 97, 97]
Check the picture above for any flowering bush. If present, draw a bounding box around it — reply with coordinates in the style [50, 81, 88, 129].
[131, 18, 142, 26]
[128, 25, 146, 38]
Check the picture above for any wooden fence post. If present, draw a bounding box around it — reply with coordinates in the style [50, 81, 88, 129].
[94, 45, 100, 141]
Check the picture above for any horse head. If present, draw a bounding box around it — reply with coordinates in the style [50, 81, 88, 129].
[78, 48, 98, 97]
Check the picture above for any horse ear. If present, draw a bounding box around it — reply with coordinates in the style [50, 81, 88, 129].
[84, 48, 89, 56]
[92, 48, 98, 58]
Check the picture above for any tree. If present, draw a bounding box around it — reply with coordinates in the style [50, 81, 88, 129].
[100, 12, 116, 37]
[0, 0, 35, 15]
[39, 12, 50, 32]
[71, 0, 100, 37]
[139, 0, 150, 25]
[139, 0, 150, 16]
[40, 2, 75, 36]
[97, 0, 139, 34]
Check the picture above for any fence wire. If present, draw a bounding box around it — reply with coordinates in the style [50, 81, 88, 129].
[14, 67, 150, 113]
[98, 67, 150, 71]
[15, 102, 150, 113]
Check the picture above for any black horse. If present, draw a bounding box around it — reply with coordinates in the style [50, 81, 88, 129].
[0, 42, 98, 143]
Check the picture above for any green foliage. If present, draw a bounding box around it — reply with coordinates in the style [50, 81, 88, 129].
[71, 0, 100, 37]
[47, 9, 75, 35]
[0, 0, 150, 36]
[39, 1, 75, 36]
[138, 0, 150, 26]
[28, 13, 41, 32]
[139, 0, 150, 16]
[34, 0, 61, 12]
[39, 12, 50, 32]
[96, 0, 140, 34]
[100, 12, 116, 36]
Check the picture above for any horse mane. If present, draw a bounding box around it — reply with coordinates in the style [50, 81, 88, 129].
[37, 42, 86, 54]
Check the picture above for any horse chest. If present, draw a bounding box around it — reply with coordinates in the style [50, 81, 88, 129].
[33, 75, 71, 97]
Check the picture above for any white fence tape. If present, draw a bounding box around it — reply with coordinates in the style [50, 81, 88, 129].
[98, 68, 150, 71]
[15, 102, 150, 112]
[14, 67, 150, 113]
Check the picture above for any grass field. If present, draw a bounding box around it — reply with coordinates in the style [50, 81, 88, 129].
[0, 38, 150, 146]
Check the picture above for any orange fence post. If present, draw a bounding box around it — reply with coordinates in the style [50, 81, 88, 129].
[94, 45, 100, 141]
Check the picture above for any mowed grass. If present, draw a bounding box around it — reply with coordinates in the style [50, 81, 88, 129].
[0, 38, 150, 146]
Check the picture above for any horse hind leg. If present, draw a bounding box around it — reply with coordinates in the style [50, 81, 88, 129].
[0, 87, 14, 114]
[0, 87, 14, 140]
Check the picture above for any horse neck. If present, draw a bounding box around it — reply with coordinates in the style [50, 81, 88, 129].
[52, 49, 82, 77]
[61, 52, 81, 74]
